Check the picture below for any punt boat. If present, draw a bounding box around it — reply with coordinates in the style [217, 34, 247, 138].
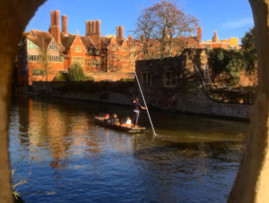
[94, 116, 146, 133]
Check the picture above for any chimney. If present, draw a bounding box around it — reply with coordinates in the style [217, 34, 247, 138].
[86, 21, 90, 36]
[89, 21, 93, 35]
[50, 10, 61, 43]
[197, 27, 202, 42]
[51, 11, 55, 26]
[128, 35, 133, 46]
[212, 30, 218, 42]
[116, 26, 124, 41]
[62, 15, 68, 34]
[92, 21, 96, 34]
[96, 20, 101, 35]
[86, 20, 101, 49]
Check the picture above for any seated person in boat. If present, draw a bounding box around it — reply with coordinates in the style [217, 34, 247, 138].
[121, 117, 132, 127]
[104, 114, 111, 123]
[111, 114, 120, 126]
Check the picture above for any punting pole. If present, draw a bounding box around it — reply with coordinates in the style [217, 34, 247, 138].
[135, 72, 157, 136]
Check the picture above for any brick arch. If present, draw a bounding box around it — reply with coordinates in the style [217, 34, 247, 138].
[0, 1, 268, 203]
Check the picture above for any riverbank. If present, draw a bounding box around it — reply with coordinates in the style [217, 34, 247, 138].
[15, 81, 253, 120]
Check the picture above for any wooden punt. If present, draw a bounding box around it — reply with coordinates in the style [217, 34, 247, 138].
[94, 116, 146, 133]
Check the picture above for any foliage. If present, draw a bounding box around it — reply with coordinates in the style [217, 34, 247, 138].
[32, 69, 47, 76]
[37, 45, 51, 77]
[133, 0, 198, 59]
[53, 72, 68, 81]
[67, 63, 88, 81]
[208, 48, 247, 85]
[120, 78, 135, 82]
[242, 28, 256, 51]
[241, 28, 257, 71]
[12, 170, 26, 203]
[208, 27, 257, 86]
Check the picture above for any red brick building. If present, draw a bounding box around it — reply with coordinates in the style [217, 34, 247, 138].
[17, 10, 136, 85]
[17, 10, 241, 86]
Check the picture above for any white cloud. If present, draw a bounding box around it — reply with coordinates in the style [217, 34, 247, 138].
[222, 17, 254, 29]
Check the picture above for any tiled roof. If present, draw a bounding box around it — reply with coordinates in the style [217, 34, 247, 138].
[100, 37, 111, 49]
[27, 30, 52, 49]
[80, 36, 96, 49]
[61, 33, 76, 52]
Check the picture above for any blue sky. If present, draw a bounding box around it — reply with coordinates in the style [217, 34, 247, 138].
[26, 0, 254, 44]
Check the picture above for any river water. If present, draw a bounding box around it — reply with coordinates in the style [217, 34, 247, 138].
[9, 95, 249, 203]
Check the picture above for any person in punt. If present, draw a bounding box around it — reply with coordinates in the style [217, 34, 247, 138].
[133, 98, 147, 128]
[121, 117, 132, 127]
[111, 114, 120, 126]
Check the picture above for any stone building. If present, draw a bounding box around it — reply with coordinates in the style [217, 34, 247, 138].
[136, 49, 208, 109]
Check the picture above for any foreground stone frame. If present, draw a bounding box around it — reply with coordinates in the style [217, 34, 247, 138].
[228, 1, 269, 202]
[0, 0, 268, 202]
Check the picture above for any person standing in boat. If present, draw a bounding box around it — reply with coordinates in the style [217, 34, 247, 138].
[133, 97, 147, 128]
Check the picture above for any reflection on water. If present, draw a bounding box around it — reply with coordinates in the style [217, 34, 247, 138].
[9, 95, 249, 203]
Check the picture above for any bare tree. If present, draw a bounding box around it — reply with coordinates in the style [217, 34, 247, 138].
[134, 0, 199, 58]
[133, 7, 157, 59]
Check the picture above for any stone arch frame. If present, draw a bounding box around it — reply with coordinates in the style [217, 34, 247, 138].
[0, 0, 268, 202]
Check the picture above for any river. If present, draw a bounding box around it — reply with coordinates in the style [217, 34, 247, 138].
[9, 95, 249, 203]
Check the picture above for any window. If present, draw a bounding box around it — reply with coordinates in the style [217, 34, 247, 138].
[141, 72, 152, 86]
[93, 58, 101, 67]
[111, 45, 116, 50]
[27, 40, 39, 49]
[28, 55, 40, 61]
[75, 45, 82, 53]
[48, 55, 64, 62]
[72, 56, 84, 65]
[49, 41, 57, 50]
[123, 46, 127, 51]
[163, 71, 176, 87]
[86, 59, 91, 67]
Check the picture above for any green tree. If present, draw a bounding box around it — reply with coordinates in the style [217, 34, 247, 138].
[67, 63, 86, 81]
[241, 28, 257, 72]
[208, 48, 247, 85]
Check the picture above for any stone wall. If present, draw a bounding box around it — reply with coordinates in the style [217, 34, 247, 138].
[177, 91, 252, 119]
[28, 81, 135, 106]
[85, 72, 134, 82]
[21, 81, 253, 120]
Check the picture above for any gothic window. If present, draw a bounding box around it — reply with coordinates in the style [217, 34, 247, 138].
[163, 71, 176, 87]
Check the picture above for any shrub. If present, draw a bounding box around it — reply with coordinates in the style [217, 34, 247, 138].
[67, 63, 86, 81]
[53, 72, 67, 81]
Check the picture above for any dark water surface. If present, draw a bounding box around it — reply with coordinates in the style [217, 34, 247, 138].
[9, 95, 249, 203]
